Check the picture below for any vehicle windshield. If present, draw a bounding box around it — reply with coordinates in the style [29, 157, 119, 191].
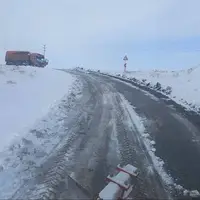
[36, 55, 46, 63]
[36, 55, 44, 59]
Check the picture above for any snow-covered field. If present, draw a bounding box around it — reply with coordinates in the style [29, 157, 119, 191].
[0, 65, 82, 198]
[110, 66, 200, 112]
[0, 65, 75, 152]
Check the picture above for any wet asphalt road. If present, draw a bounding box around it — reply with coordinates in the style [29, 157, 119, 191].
[59, 71, 200, 199]
[106, 74, 200, 194]
[13, 71, 200, 199]
[60, 71, 200, 199]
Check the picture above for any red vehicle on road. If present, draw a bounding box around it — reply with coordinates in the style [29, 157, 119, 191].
[5, 51, 48, 67]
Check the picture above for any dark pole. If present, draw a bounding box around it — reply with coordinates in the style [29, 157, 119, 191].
[43, 44, 46, 57]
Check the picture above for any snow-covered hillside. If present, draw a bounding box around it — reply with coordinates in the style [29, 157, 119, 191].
[0, 65, 75, 152]
[116, 66, 200, 112]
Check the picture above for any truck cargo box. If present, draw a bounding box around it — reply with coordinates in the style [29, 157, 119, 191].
[5, 51, 31, 65]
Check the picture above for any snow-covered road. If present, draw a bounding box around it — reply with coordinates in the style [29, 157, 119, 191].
[1, 69, 200, 199]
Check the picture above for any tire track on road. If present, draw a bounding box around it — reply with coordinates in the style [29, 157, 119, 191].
[110, 92, 171, 199]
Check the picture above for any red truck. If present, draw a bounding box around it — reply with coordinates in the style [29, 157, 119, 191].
[5, 51, 48, 67]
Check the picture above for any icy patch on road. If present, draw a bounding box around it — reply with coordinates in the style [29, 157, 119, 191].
[0, 79, 83, 199]
[107, 114, 121, 168]
[118, 93, 200, 198]
[102, 92, 120, 156]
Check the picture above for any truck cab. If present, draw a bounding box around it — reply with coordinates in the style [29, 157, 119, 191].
[30, 53, 48, 67]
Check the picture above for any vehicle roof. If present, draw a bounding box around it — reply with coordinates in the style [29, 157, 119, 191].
[6, 51, 30, 54]
[31, 53, 44, 56]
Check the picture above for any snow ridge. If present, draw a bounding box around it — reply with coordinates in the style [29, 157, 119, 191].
[0, 75, 83, 199]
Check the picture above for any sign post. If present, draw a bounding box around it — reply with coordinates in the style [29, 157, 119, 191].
[43, 44, 46, 57]
[123, 55, 128, 73]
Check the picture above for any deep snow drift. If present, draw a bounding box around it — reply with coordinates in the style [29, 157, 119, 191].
[112, 66, 200, 112]
[0, 65, 75, 152]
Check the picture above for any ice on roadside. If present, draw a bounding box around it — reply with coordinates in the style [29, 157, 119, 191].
[183, 189, 200, 198]
[183, 189, 189, 196]
[175, 184, 183, 190]
[150, 140, 156, 145]
[142, 133, 149, 138]
[151, 148, 156, 152]
[190, 190, 200, 198]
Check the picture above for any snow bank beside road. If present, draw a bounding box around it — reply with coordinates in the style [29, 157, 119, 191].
[0, 65, 75, 152]
[111, 66, 200, 112]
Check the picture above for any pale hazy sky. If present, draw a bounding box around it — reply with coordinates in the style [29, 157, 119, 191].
[1, 0, 200, 70]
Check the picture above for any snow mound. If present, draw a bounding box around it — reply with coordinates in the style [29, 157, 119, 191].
[0, 65, 75, 152]
[190, 190, 200, 198]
